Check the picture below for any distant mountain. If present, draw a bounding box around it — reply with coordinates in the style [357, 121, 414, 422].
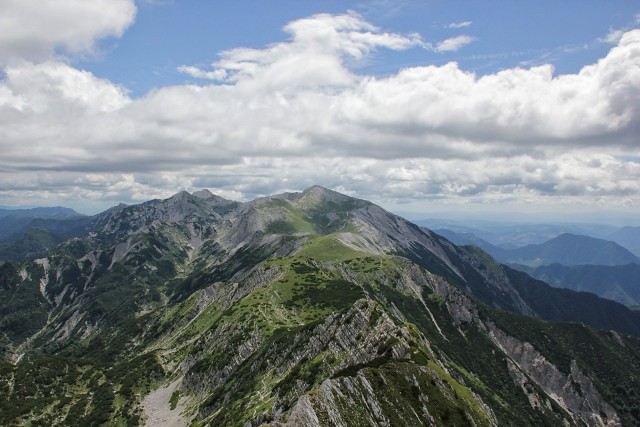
[1, 187, 640, 425]
[439, 229, 640, 268]
[415, 219, 619, 248]
[0, 207, 85, 242]
[434, 228, 509, 259]
[0, 206, 80, 220]
[608, 226, 640, 257]
[496, 233, 640, 267]
[514, 263, 640, 308]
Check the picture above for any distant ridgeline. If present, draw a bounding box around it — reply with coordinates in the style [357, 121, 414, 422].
[0, 206, 90, 263]
[1, 187, 639, 426]
[437, 227, 640, 308]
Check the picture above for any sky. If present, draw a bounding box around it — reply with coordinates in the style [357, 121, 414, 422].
[0, 0, 639, 223]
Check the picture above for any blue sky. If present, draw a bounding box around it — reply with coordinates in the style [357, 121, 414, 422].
[0, 0, 639, 222]
[83, 0, 638, 96]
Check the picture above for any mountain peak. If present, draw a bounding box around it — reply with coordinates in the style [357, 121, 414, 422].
[301, 185, 338, 196]
[192, 189, 213, 199]
[168, 190, 192, 200]
[302, 185, 331, 193]
[298, 185, 358, 205]
[192, 189, 238, 206]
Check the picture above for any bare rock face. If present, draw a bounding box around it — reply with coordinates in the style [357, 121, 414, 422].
[488, 324, 620, 426]
[337, 203, 463, 278]
[285, 395, 322, 427]
[429, 274, 621, 427]
[286, 374, 395, 427]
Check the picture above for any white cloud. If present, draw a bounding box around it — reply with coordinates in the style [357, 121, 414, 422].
[177, 65, 227, 81]
[0, 12, 640, 213]
[207, 12, 423, 88]
[447, 21, 472, 29]
[0, 0, 136, 65]
[602, 29, 625, 44]
[0, 61, 129, 113]
[434, 35, 476, 52]
[344, 30, 640, 146]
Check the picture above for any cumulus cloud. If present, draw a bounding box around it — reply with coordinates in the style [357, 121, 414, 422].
[0, 61, 129, 113]
[208, 12, 424, 87]
[1, 11, 640, 213]
[0, 0, 136, 65]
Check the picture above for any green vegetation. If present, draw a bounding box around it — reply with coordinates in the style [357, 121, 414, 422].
[0, 227, 59, 262]
[0, 353, 156, 426]
[169, 390, 180, 410]
[296, 235, 364, 261]
[0, 261, 51, 347]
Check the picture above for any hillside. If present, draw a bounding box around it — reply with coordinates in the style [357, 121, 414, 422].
[517, 263, 640, 308]
[1, 187, 639, 426]
[0, 227, 59, 262]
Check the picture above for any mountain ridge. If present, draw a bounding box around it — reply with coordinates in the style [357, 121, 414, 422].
[1, 186, 640, 425]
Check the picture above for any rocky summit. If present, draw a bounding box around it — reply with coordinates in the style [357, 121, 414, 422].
[1, 186, 640, 426]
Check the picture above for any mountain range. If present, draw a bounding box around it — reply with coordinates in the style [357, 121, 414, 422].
[437, 229, 640, 267]
[0, 207, 84, 241]
[418, 219, 621, 249]
[1, 187, 639, 426]
[438, 228, 640, 308]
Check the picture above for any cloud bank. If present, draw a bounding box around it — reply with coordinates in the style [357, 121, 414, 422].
[0, 8, 639, 214]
